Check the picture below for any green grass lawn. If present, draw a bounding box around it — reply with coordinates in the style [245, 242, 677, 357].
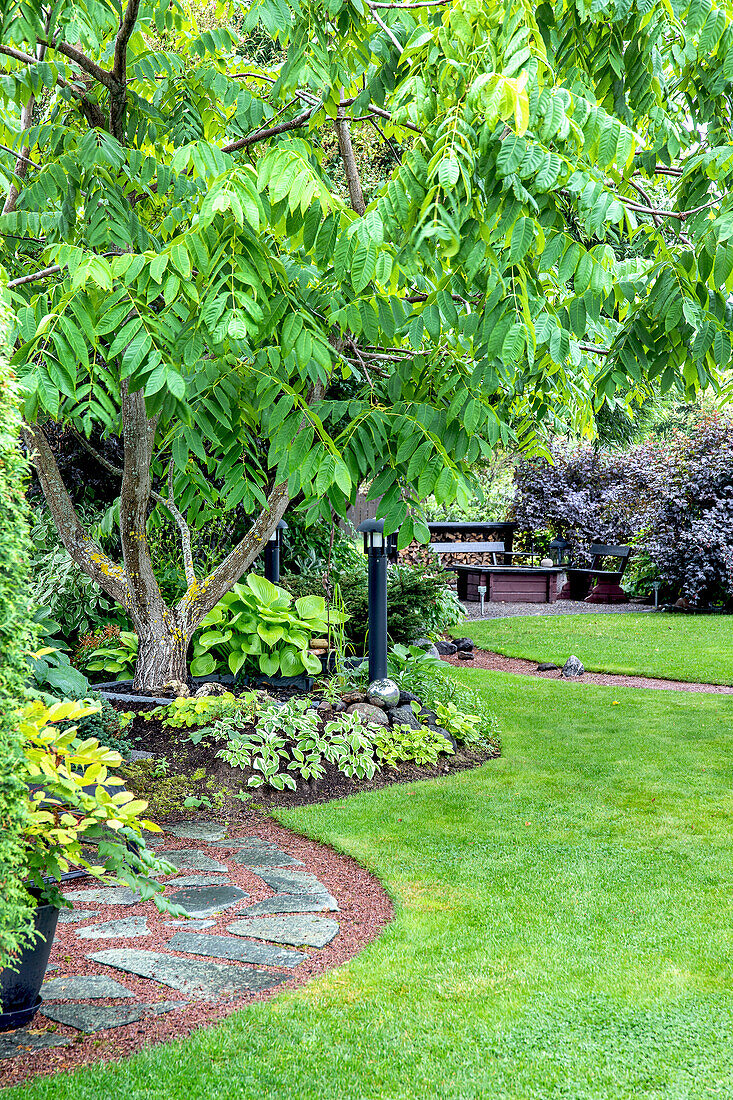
[12, 669, 733, 1099]
[464, 612, 733, 684]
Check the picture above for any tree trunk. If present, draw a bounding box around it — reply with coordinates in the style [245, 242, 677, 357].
[133, 615, 191, 691]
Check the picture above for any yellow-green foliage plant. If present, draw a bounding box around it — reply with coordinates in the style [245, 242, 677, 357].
[0, 276, 35, 968]
[19, 698, 177, 908]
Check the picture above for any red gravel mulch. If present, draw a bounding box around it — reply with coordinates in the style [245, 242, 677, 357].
[445, 649, 733, 693]
[0, 809, 394, 1089]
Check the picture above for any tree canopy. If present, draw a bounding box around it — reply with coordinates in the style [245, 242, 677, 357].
[0, 0, 730, 682]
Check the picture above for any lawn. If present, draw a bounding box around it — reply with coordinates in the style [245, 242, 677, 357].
[463, 612, 733, 684]
[9, 670, 733, 1099]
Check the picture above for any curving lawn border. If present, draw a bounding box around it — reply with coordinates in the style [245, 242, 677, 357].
[7, 671, 733, 1099]
[463, 612, 733, 685]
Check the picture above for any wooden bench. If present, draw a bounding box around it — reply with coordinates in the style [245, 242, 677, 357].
[558, 542, 631, 604]
[430, 541, 563, 603]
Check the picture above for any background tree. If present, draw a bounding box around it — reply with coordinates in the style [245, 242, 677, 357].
[0, 0, 731, 686]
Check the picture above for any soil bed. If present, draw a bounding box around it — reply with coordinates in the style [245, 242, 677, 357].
[123, 706, 498, 810]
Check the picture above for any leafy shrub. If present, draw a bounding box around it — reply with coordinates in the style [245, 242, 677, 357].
[387, 644, 446, 694]
[28, 606, 91, 697]
[191, 574, 344, 679]
[75, 625, 138, 681]
[27, 506, 122, 644]
[59, 692, 134, 756]
[0, 314, 35, 967]
[146, 692, 258, 731]
[19, 699, 177, 910]
[513, 414, 733, 604]
[283, 562, 461, 649]
[373, 724, 455, 767]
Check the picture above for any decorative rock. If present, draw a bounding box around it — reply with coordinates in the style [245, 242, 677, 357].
[409, 638, 440, 659]
[160, 679, 190, 697]
[540, 557, 554, 568]
[340, 691, 366, 705]
[537, 662, 560, 671]
[389, 705, 420, 730]
[457, 651, 474, 661]
[57, 909, 100, 925]
[232, 849, 303, 868]
[168, 932, 306, 968]
[155, 849, 228, 872]
[345, 702, 390, 728]
[239, 894, 339, 915]
[125, 749, 154, 762]
[41, 975, 134, 1000]
[452, 637, 474, 652]
[87, 949, 287, 999]
[561, 655, 584, 678]
[311, 638, 329, 649]
[250, 868, 328, 896]
[316, 701, 333, 716]
[399, 690, 420, 706]
[165, 874, 232, 888]
[227, 915, 339, 948]
[366, 678, 400, 707]
[40, 1002, 185, 1033]
[63, 887, 141, 906]
[434, 639, 458, 656]
[166, 884, 248, 917]
[194, 682, 227, 696]
[75, 916, 150, 941]
[162, 822, 228, 842]
[0, 1030, 70, 1060]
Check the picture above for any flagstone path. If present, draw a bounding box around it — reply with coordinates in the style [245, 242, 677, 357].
[0, 823, 346, 1066]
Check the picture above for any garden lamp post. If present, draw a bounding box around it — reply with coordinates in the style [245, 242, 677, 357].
[357, 518, 398, 684]
[651, 579, 662, 608]
[549, 537, 571, 566]
[264, 520, 288, 585]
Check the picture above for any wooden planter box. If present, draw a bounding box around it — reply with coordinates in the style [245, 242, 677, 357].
[455, 566, 562, 604]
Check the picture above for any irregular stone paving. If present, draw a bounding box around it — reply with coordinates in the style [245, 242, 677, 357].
[3, 823, 341, 1062]
[227, 915, 340, 948]
[75, 916, 150, 941]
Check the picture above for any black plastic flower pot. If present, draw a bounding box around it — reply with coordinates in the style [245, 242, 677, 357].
[0, 897, 60, 1032]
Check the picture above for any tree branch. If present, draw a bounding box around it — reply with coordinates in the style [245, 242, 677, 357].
[109, 0, 140, 140]
[222, 106, 316, 153]
[336, 92, 366, 215]
[579, 343, 610, 355]
[37, 36, 117, 91]
[119, 380, 167, 629]
[21, 422, 131, 608]
[70, 428, 196, 589]
[2, 34, 46, 216]
[368, 6, 404, 51]
[178, 382, 326, 625]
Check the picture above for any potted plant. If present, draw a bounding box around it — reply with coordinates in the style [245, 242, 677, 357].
[0, 698, 175, 1032]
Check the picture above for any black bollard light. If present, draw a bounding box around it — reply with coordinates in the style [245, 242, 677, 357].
[264, 520, 288, 584]
[357, 518, 398, 683]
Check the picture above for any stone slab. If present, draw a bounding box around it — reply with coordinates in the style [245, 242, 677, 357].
[41, 975, 134, 1000]
[88, 949, 287, 999]
[163, 919, 216, 929]
[239, 894, 339, 915]
[57, 909, 100, 925]
[166, 884, 248, 917]
[156, 849, 228, 873]
[39, 1001, 186, 1033]
[63, 887, 141, 906]
[0, 1030, 70, 1060]
[227, 915, 340, 948]
[231, 849, 304, 868]
[251, 868, 328, 895]
[75, 916, 150, 941]
[163, 822, 228, 842]
[168, 931, 306, 968]
[165, 875, 231, 888]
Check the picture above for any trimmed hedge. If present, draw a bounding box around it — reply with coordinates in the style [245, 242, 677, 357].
[0, 279, 34, 968]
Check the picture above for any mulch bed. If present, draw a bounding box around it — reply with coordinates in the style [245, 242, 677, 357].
[445, 649, 733, 693]
[0, 809, 394, 1089]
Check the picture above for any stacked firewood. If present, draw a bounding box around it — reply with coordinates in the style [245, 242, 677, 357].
[398, 527, 508, 568]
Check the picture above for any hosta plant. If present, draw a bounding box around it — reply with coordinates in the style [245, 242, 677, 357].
[76, 627, 138, 681]
[191, 574, 345, 680]
[373, 724, 455, 768]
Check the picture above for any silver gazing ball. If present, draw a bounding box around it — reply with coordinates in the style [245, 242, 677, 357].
[367, 678, 400, 707]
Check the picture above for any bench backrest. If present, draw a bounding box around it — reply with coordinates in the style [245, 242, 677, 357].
[430, 541, 505, 566]
[589, 542, 631, 574]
